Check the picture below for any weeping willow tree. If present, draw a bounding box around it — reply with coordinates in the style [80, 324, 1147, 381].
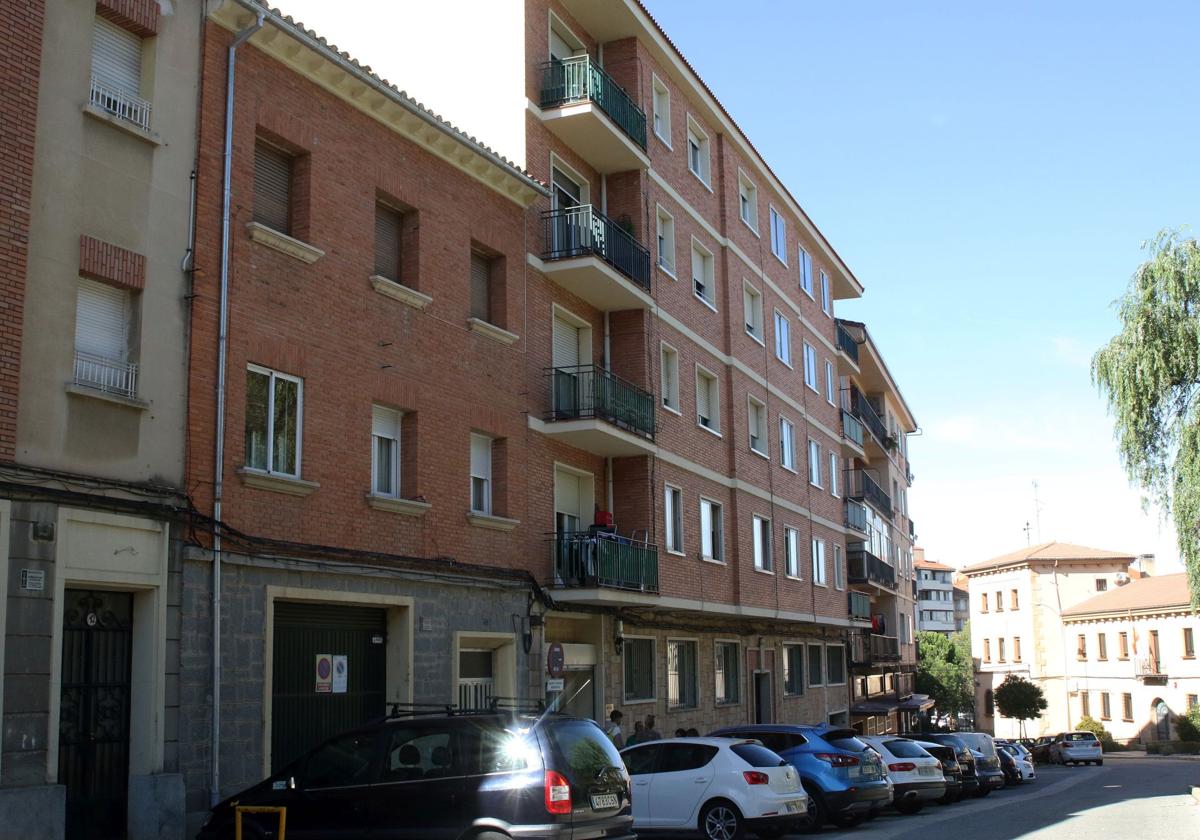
[1092, 230, 1200, 607]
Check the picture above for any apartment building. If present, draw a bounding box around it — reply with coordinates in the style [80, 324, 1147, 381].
[953, 573, 970, 632]
[1062, 572, 1199, 744]
[0, 0, 203, 838]
[914, 549, 956, 635]
[965, 542, 1138, 738]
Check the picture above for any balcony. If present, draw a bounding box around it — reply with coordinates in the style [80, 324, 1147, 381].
[846, 469, 893, 519]
[1136, 657, 1167, 682]
[850, 388, 892, 453]
[848, 629, 901, 666]
[73, 351, 138, 399]
[848, 543, 897, 590]
[551, 531, 659, 596]
[845, 499, 868, 535]
[542, 365, 656, 456]
[538, 56, 649, 173]
[908, 518, 916, 540]
[89, 75, 151, 131]
[841, 410, 864, 450]
[836, 322, 860, 366]
[848, 591, 872, 622]
[541, 205, 653, 311]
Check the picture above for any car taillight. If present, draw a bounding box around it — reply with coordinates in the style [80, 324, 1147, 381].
[888, 762, 916, 772]
[743, 771, 770, 785]
[814, 752, 859, 767]
[544, 770, 571, 815]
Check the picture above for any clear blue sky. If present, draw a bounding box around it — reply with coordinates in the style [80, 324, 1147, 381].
[643, 0, 1199, 569]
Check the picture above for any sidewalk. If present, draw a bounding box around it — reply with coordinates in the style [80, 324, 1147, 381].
[1101, 749, 1200, 761]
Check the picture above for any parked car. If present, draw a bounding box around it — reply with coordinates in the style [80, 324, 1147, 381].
[1030, 736, 1055, 764]
[1048, 731, 1104, 765]
[913, 740, 964, 803]
[710, 724, 892, 829]
[954, 732, 1005, 794]
[621, 738, 807, 840]
[859, 736, 946, 814]
[969, 748, 1005, 793]
[996, 745, 1021, 786]
[997, 742, 1037, 782]
[196, 710, 634, 840]
[900, 732, 980, 798]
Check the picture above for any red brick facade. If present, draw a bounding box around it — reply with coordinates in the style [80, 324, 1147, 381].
[95, 0, 158, 37]
[79, 235, 146, 290]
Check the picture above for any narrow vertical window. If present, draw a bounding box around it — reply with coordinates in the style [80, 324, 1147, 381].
[743, 283, 763, 341]
[780, 417, 795, 470]
[799, 247, 813, 296]
[469, 433, 492, 514]
[808, 439, 822, 486]
[820, 270, 831, 315]
[769, 208, 787, 262]
[665, 485, 683, 554]
[470, 251, 492, 323]
[244, 365, 302, 477]
[74, 278, 135, 398]
[700, 499, 723, 561]
[833, 544, 844, 589]
[825, 360, 835, 404]
[748, 397, 767, 455]
[254, 140, 293, 234]
[803, 343, 818, 390]
[656, 206, 676, 274]
[829, 452, 840, 497]
[811, 537, 826, 585]
[774, 311, 791, 364]
[660, 343, 680, 411]
[90, 16, 148, 129]
[753, 515, 772, 571]
[785, 528, 800, 577]
[652, 76, 671, 143]
[371, 405, 401, 497]
[374, 202, 403, 281]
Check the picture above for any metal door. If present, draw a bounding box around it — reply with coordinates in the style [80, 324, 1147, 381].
[754, 672, 772, 723]
[1155, 700, 1170, 740]
[272, 602, 387, 772]
[58, 589, 134, 840]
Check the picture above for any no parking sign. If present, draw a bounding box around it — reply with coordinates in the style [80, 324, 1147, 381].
[315, 653, 333, 693]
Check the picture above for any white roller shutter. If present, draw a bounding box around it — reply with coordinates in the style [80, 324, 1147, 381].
[554, 468, 581, 520]
[469, 434, 491, 481]
[552, 315, 580, 370]
[75, 278, 128, 361]
[372, 405, 400, 440]
[92, 17, 141, 96]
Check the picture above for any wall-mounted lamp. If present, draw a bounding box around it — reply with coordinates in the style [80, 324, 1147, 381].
[614, 618, 625, 656]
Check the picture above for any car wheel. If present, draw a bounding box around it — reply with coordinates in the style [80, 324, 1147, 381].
[797, 787, 827, 834]
[896, 800, 923, 815]
[700, 800, 744, 840]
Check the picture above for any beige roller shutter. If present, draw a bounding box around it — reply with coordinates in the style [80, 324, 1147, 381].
[91, 17, 141, 96]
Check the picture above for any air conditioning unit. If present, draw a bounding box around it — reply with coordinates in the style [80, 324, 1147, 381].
[1115, 572, 1131, 586]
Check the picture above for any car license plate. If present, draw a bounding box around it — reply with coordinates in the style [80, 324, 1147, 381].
[918, 766, 939, 776]
[591, 794, 619, 810]
[786, 799, 805, 813]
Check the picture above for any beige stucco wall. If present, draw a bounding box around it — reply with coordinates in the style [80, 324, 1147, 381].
[16, 0, 205, 486]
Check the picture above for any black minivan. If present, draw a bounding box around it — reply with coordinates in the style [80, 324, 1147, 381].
[196, 711, 634, 840]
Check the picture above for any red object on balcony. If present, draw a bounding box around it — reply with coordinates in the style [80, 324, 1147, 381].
[594, 510, 613, 528]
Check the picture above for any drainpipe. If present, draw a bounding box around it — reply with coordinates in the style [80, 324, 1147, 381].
[211, 11, 264, 808]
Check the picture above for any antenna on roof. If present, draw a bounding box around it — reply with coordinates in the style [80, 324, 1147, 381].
[1032, 480, 1044, 542]
[1024, 520, 1031, 546]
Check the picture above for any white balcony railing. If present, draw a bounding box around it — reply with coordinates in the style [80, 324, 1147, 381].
[89, 75, 151, 131]
[74, 351, 138, 399]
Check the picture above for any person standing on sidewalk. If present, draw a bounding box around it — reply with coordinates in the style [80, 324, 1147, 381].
[605, 709, 625, 747]
[644, 714, 663, 741]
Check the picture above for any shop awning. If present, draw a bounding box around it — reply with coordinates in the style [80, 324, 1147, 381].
[851, 700, 899, 715]
[896, 693, 935, 712]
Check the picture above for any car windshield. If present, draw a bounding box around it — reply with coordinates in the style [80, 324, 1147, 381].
[730, 743, 787, 767]
[1065, 733, 1098, 742]
[956, 733, 997, 757]
[881, 739, 929, 758]
[825, 732, 871, 753]
[544, 720, 625, 784]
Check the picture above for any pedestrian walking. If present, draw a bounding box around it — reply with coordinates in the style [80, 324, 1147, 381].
[605, 709, 625, 747]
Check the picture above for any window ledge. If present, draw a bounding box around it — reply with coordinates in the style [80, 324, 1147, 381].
[246, 222, 324, 264]
[661, 404, 682, 417]
[658, 262, 677, 280]
[467, 511, 520, 532]
[366, 494, 431, 517]
[66, 383, 149, 410]
[701, 556, 726, 566]
[82, 104, 162, 146]
[237, 468, 320, 497]
[467, 318, 519, 346]
[753, 567, 775, 576]
[698, 424, 723, 439]
[370, 275, 432, 310]
[694, 293, 718, 313]
[750, 447, 769, 460]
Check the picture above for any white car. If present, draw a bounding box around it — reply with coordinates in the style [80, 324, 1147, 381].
[1049, 731, 1104, 765]
[998, 743, 1037, 781]
[621, 737, 808, 840]
[860, 736, 946, 814]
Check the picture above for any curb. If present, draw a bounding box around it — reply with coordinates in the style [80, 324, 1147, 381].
[1192, 786, 1200, 805]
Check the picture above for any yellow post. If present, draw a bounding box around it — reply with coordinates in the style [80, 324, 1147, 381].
[235, 805, 287, 840]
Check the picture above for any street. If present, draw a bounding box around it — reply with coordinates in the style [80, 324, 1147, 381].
[849, 759, 1199, 839]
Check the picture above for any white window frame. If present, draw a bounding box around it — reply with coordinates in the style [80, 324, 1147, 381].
[470, 432, 493, 515]
[808, 439, 822, 487]
[833, 543, 844, 590]
[820, 270, 832, 316]
[752, 515, 772, 572]
[667, 638, 700, 709]
[245, 364, 304, 478]
[660, 341, 680, 413]
[785, 527, 801, 578]
[370, 404, 402, 498]
[695, 363, 721, 435]
[748, 395, 768, 456]
[773, 309, 792, 366]
[779, 416, 796, 471]
[824, 359, 835, 405]
[665, 484, 684, 556]
[769, 206, 787, 264]
[799, 247, 814, 297]
[686, 116, 711, 187]
[826, 643, 847, 686]
[829, 451, 840, 498]
[652, 74, 672, 147]
[714, 639, 741, 705]
[738, 170, 759, 233]
[803, 342, 818, 391]
[700, 497, 723, 562]
[743, 281, 764, 344]
[656, 204, 676, 276]
[812, 537, 827, 586]
[691, 238, 716, 309]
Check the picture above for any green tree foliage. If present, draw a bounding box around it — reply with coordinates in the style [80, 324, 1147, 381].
[915, 628, 973, 721]
[1177, 706, 1200, 742]
[993, 674, 1047, 725]
[1076, 715, 1108, 740]
[1092, 230, 1200, 607]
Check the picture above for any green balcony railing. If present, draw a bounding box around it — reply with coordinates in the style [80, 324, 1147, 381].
[546, 365, 655, 441]
[551, 531, 659, 593]
[848, 591, 872, 622]
[842, 409, 865, 448]
[539, 56, 648, 150]
[845, 499, 869, 534]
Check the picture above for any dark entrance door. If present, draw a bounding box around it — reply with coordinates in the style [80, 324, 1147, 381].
[58, 589, 134, 840]
[754, 672, 772, 723]
[272, 601, 388, 773]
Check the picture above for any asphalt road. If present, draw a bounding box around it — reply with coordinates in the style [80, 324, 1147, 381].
[843, 759, 1199, 839]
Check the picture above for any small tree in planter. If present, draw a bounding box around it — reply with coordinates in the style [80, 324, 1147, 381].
[993, 674, 1047, 738]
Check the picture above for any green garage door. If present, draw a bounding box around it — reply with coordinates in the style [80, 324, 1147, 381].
[271, 601, 387, 772]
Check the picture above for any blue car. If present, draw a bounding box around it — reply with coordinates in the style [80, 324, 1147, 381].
[709, 724, 892, 828]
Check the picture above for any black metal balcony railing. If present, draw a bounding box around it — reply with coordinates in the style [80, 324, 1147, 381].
[836, 322, 860, 364]
[551, 531, 659, 593]
[542, 205, 652, 292]
[848, 591, 872, 622]
[539, 56, 648, 150]
[909, 518, 916, 539]
[850, 388, 890, 450]
[848, 629, 901, 666]
[546, 365, 656, 441]
[848, 543, 898, 589]
[847, 469, 893, 519]
[845, 499, 868, 534]
[1136, 656, 1165, 678]
[841, 410, 864, 448]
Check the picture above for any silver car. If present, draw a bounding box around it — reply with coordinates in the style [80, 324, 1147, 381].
[1048, 731, 1103, 765]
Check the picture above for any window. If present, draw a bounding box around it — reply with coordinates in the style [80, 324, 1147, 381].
[1101, 692, 1111, 720]
[700, 498, 723, 562]
[696, 366, 720, 432]
[1077, 634, 1087, 660]
[470, 250, 494, 323]
[811, 537, 827, 585]
[799, 247, 813, 297]
[833, 544, 844, 589]
[983, 639, 991, 662]
[829, 452, 840, 497]
[371, 405, 401, 497]
[1096, 578, 1108, 592]
[1119, 632, 1129, 659]
[808, 439, 822, 486]
[244, 365, 302, 477]
[691, 240, 715, 307]
[1185, 627, 1196, 658]
[807, 643, 824, 687]
[652, 75, 671, 144]
[374, 202, 403, 281]
[715, 642, 740, 704]
[1010, 589, 1019, 610]
[773, 310, 791, 365]
[1081, 691, 1090, 718]
[1098, 633, 1108, 660]
[743, 283, 764, 341]
[748, 397, 767, 455]
[824, 360, 835, 404]
[686, 118, 710, 184]
[1014, 637, 1022, 662]
[752, 515, 772, 571]
[469, 433, 493, 514]
[660, 343, 680, 411]
[998, 638, 1006, 662]
[738, 172, 758, 231]
[304, 731, 379, 789]
[783, 645, 804, 695]
[667, 640, 699, 709]
[803, 342, 818, 391]
[780, 417, 796, 470]
[785, 527, 800, 577]
[665, 485, 683, 554]
[254, 140, 293, 234]
[74, 277, 135, 397]
[90, 16, 148, 129]
[656, 206, 676, 274]
[458, 649, 495, 708]
[995, 590, 1003, 612]
[624, 638, 655, 702]
[769, 207, 787, 262]
[820, 270, 831, 315]
[826, 645, 846, 685]
[1122, 693, 1134, 721]
[981, 593, 989, 613]
[1190, 695, 1199, 712]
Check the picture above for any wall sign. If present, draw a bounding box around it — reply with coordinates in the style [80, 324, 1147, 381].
[315, 654, 333, 693]
[19, 569, 44, 591]
[547, 642, 565, 679]
[332, 654, 348, 694]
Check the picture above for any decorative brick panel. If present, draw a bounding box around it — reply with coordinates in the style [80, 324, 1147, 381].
[79, 235, 146, 290]
[95, 0, 158, 37]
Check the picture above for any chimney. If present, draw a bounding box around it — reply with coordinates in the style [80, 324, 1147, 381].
[1137, 554, 1155, 577]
